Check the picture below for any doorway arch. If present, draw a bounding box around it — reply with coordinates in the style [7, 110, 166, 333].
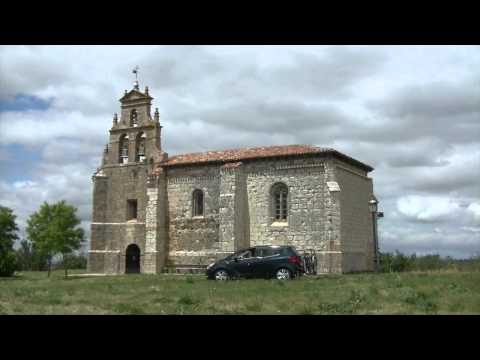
[125, 244, 141, 274]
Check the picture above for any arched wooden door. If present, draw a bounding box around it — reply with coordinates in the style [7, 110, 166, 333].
[125, 244, 140, 274]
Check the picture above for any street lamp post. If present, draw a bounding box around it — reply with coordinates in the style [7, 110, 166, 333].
[369, 198, 379, 272]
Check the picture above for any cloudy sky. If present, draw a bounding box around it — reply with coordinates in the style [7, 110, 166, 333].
[0, 45, 479, 258]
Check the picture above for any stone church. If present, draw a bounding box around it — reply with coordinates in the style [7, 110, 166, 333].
[88, 80, 378, 275]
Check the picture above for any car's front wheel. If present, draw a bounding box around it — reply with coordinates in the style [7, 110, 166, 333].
[275, 268, 292, 280]
[214, 269, 229, 281]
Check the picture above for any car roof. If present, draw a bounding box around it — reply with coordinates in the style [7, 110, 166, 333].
[234, 245, 293, 253]
[254, 245, 292, 248]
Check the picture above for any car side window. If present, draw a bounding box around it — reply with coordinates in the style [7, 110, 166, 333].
[262, 248, 273, 257]
[238, 249, 253, 259]
[263, 248, 281, 258]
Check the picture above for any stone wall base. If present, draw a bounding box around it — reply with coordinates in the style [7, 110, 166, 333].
[342, 252, 369, 273]
[88, 253, 105, 273]
[166, 252, 233, 267]
[316, 252, 343, 274]
[143, 252, 163, 274]
[104, 253, 122, 274]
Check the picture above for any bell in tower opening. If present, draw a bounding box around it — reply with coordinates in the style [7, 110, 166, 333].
[136, 132, 146, 163]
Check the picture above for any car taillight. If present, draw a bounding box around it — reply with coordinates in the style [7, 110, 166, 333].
[288, 256, 301, 265]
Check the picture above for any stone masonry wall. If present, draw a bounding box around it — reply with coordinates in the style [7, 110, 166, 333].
[144, 169, 168, 274]
[101, 164, 149, 222]
[88, 173, 108, 273]
[162, 156, 347, 273]
[235, 166, 250, 250]
[218, 166, 236, 254]
[320, 159, 343, 273]
[245, 157, 326, 250]
[89, 163, 148, 274]
[335, 160, 375, 272]
[166, 164, 221, 266]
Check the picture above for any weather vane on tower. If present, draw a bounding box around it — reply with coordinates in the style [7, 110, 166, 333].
[132, 65, 140, 90]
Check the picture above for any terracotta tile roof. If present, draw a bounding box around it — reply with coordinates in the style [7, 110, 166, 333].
[162, 144, 374, 172]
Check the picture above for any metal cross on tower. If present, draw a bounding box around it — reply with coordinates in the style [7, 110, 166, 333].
[132, 65, 140, 89]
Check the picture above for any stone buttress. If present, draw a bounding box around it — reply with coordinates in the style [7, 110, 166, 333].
[143, 168, 168, 273]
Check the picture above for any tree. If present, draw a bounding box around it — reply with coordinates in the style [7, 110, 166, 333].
[0, 206, 18, 277]
[15, 239, 50, 271]
[26, 201, 85, 278]
[15, 239, 32, 271]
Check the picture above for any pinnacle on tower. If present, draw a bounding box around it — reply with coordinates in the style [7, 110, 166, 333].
[154, 108, 160, 122]
[113, 113, 118, 126]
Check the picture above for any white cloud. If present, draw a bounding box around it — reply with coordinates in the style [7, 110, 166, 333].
[397, 195, 461, 222]
[468, 203, 480, 225]
[0, 109, 109, 146]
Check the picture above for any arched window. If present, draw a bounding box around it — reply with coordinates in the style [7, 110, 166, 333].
[135, 132, 146, 163]
[192, 189, 204, 217]
[130, 109, 138, 127]
[272, 183, 288, 221]
[119, 134, 129, 164]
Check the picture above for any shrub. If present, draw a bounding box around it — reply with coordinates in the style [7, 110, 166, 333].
[66, 253, 88, 269]
[0, 251, 16, 277]
[380, 251, 480, 273]
[380, 251, 411, 272]
[0, 206, 19, 277]
[410, 254, 443, 271]
[15, 239, 50, 271]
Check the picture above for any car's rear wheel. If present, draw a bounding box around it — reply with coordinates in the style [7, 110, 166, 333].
[276, 268, 291, 280]
[214, 269, 229, 281]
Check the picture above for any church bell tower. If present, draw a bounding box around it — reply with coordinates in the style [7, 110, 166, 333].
[107, 70, 166, 167]
[89, 68, 168, 274]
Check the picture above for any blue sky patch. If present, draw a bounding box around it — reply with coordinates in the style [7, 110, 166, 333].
[0, 94, 52, 112]
[0, 144, 41, 182]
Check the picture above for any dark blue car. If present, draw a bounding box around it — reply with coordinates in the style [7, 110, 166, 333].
[206, 245, 304, 280]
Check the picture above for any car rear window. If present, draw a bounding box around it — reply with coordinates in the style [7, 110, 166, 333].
[281, 247, 297, 256]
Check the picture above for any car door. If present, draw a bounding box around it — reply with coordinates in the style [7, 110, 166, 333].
[249, 248, 268, 278]
[229, 249, 257, 278]
[251, 247, 278, 278]
[262, 248, 284, 277]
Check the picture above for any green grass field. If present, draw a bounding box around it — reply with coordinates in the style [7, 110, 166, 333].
[1, 270, 479, 314]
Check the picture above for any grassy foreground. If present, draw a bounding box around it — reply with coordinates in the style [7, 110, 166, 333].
[1, 270, 479, 314]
